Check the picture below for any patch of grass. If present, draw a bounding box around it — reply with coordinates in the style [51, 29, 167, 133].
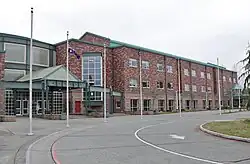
[203, 119, 250, 138]
[158, 111, 176, 114]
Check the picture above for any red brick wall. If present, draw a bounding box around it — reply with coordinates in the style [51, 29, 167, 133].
[80, 33, 110, 46]
[165, 57, 178, 101]
[0, 52, 5, 115]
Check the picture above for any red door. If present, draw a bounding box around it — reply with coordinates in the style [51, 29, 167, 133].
[75, 101, 81, 114]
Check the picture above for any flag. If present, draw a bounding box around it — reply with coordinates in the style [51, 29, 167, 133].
[68, 47, 80, 59]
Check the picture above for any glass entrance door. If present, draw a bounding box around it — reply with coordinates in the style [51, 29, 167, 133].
[16, 100, 21, 115]
[23, 100, 28, 115]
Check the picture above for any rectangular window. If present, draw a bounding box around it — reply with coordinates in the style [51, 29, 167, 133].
[184, 84, 190, 91]
[167, 82, 173, 90]
[166, 65, 173, 73]
[192, 85, 197, 92]
[129, 59, 138, 67]
[142, 81, 150, 88]
[142, 61, 149, 69]
[3, 69, 25, 81]
[130, 99, 138, 112]
[207, 86, 212, 93]
[4, 43, 26, 63]
[192, 70, 196, 77]
[157, 63, 164, 71]
[158, 100, 165, 111]
[201, 72, 205, 78]
[157, 81, 164, 89]
[184, 69, 189, 76]
[143, 99, 151, 111]
[168, 100, 174, 111]
[229, 77, 232, 83]
[129, 79, 138, 87]
[201, 86, 206, 92]
[233, 78, 236, 83]
[33, 47, 49, 66]
[207, 73, 211, 79]
[223, 76, 226, 82]
[116, 101, 121, 108]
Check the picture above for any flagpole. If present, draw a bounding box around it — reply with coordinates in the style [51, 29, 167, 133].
[139, 50, 143, 119]
[28, 7, 34, 136]
[178, 58, 182, 117]
[66, 31, 70, 127]
[103, 43, 107, 122]
[217, 58, 222, 115]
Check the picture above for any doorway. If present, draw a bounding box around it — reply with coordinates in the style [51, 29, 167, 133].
[75, 101, 81, 114]
[16, 100, 21, 115]
[23, 100, 28, 115]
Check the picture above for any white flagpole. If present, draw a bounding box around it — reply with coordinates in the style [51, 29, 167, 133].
[178, 58, 182, 117]
[139, 50, 143, 119]
[217, 58, 222, 115]
[66, 31, 70, 127]
[103, 43, 107, 122]
[28, 7, 34, 136]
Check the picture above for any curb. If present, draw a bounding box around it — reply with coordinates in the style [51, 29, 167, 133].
[200, 120, 250, 143]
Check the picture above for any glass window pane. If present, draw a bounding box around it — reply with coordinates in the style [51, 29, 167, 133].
[95, 80, 101, 86]
[32, 47, 49, 66]
[95, 74, 101, 80]
[89, 69, 94, 74]
[95, 56, 101, 62]
[83, 75, 88, 80]
[4, 69, 25, 81]
[5, 43, 26, 63]
[83, 69, 88, 74]
[83, 57, 89, 62]
[95, 68, 101, 74]
[89, 62, 94, 68]
[95, 62, 101, 68]
[83, 62, 88, 69]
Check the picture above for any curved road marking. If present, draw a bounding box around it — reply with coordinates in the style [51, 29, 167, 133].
[134, 122, 224, 164]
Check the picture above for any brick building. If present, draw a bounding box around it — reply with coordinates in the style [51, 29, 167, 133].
[0, 32, 238, 117]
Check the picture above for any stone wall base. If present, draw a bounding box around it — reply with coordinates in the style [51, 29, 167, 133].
[0, 115, 16, 122]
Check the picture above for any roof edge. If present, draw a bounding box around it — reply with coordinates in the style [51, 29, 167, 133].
[54, 38, 105, 47]
[42, 65, 64, 80]
[79, 32, 110, 41]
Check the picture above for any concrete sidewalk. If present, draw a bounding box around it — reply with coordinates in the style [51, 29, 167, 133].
[0, 117, 103, 164]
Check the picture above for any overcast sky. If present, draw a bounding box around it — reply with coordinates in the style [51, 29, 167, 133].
[1, 0, 250, 75]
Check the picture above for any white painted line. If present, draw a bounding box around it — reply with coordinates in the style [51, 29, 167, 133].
[170, 134, 185, 140]
[134, 122, 224, 164]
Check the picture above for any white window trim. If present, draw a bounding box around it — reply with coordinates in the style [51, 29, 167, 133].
[184, 69, 189, 76]
[157, 63, 164, 72]
[192, 85, 197, 92]
[192, 70, 196, 77]
[207, 73, 211, 79]
[129, 58, 138, 68]
[129, 79, 138, 88]
[32, 46, 50, 67]
[142, 81, 150, 88]
[201, 72, 205, 78]
[166, 65, 173, 73]
[4, 43, 26, 64]
[184, 84, 190, 91]
[157, 81, 164, 89]
[142, 61, 149, 69]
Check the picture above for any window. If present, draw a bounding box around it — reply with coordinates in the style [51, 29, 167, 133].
[201, 72, 205, 78]
[223, 76, 226, 82]
[143, 99, 151, 111]
[192, 85, 197, 92]
[130, 99, 138, 112]
[157, 63, 164, 71]
[168, 100, 174, 111]
[129, 79, 138, 87]
[201, 86, 206, 92]
[207, 86, 212, 93]
[184, 69, 189, 76]
[129, 59, 138, 67]
[33, 47, 49, 66]
[192, 70, 196, 77]
[184, 84, 190, 91]
[142, 61, 149, 69]
[82, 55, 102, 101]
[158, 100, 165, 111]
[167, 82, 173, 89]
[166, 65, 173, 73]
[53, 51, 56, 66]
[157, 81, 164, 89]
[4, 43, 26, 63]
[142, 81, 150, 88]
[207, 73, 211, 79]
[116, 101, 121, 108]
[3, 69, 25, 81]
[233, 78, 236, 83]
[229, 77, 232, 83]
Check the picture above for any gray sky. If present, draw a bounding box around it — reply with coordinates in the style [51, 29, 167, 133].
[1, 0, 250, 74]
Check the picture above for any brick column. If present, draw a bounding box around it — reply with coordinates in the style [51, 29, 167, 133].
[0, 52, 5, 115]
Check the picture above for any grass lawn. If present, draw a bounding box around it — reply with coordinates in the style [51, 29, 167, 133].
[203, 119, 250, 138]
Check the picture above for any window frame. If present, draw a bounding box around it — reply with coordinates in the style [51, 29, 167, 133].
[143, 99, 151, 111]
[207, 86, 212, 93]
[157, 81, 164, 89]
[142, 81, 150, 88]
[157, 63, 164, 72]
[166, 65, 173, 73]
[191, 70, 196, 77]
[158, 100, 165, 111]
[32, 46, 50, 67]
[201, 86, 206, 92]
[130, 99, 138, 112]
[184, 84, 190, 91]
[142, 61, 149, 69]
[167, 82, 173, 90]
[223, 76, 226, 82]
[129, 58, 138, 68]
[201, 72, 205, 78]
[129, 79, 138, 88]
[207, 73, 211, 79]
[4, 69, 26, 81]
[4, 42, 26, 64]
[184, 69, 189, 76]
[192, 85, 197, 92]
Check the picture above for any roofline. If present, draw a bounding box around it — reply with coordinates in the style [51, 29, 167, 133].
[0, 50, 6, 54]
[54, 38, 106, 47]
[0, 33, 55, 47]
[79, 32, 110, 41]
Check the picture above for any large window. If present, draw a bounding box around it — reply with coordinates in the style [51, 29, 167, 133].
[33, 47, 49, 66]
[158, 100, 165, 111]
[143, 99, 151, 111]
[4, 69, 25, 81]
[4, 43, 26, 63]
[82, 55, 102, 101]
[130, 99, 138, 112]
